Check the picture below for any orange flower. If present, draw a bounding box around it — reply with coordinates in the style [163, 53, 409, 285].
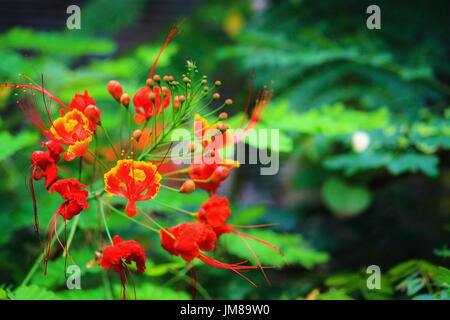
[104, 159, 161, 217]
[49, 109, 93, 161]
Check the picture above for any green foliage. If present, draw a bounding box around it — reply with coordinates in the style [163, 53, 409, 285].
[0, 131, 38, 161]
[310, 260, 450, 300]
[9, 285, 60, 300]
[222, 229, 329, 269]
[321, 178, 371, 217]
[0, 28, 115, 56]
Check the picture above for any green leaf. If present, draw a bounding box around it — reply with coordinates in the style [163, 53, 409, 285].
[222, 229, 329, 269]
[9, 285, 59, 300]
[387, 153, 439, 177]
[113, 283, 190, 300]
[0, 131, 38, 161]
[321, 178, 372, 217]
[0, 28, 115, 56]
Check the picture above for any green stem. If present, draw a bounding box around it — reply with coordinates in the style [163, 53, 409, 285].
[102, 200, 160, 233]
[20, 224, 65, 287]
[152, 199, 197, 217]
[101, 125, 120, 159]
[98, 198, 113, 244]
[64, 215, 80, 255]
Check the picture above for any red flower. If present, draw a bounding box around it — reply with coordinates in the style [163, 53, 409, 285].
[2, 83, 98, 143]
[100, 235, 146, 273]
[31, 141, 65, 188]
[197, 196, 282, 254]
[100, 235, 146, 299]
[198, 195, 231, 236]
[49, 109, 93, 161]
[161, 222, 216, 262]
[66, 90, 100, 131]
[104, 159, 161, 217]
[68, 90, 96, 113]
[132, 86, 171, 124]
[41, 178, 89, 274]
[160, 222, 271, 286]
[49, 178, 89, 220]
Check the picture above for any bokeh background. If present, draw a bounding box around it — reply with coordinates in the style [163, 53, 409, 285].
[0, 0, 449, 300]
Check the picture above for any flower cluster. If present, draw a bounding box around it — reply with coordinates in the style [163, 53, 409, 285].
[2, 27, 279, 299]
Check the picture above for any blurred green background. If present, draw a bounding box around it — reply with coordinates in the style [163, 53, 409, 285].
[0, 0, 449, 300]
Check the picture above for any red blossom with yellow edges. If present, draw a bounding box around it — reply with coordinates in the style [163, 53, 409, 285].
[49, 109, 93, 161]
[104, 159, 161, 217]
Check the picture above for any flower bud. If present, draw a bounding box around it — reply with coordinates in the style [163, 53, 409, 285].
[214, 80, 222, 86]
[173, 96, 180, 110]
[107, 80, 123, 102]
[213, 93, 220, 100]
[84, 105, 102, 125]
[183, 76, 191, 83]
[219, 112, 228, 120]
[180, 179, 196, 194]
[153, 74, 161, 82]
[178, 95, 186, 103]
[210, 166, 230, 183]
[120, 93, 130, 107]
[148, 92, 156, 101]
[225, 99, 233, 105]
[146, 78, 155, 87]
[132, 129, 142, 141]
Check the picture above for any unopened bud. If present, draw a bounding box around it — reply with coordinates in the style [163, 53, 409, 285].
[178, 95, 186, 103]
[183, 77, 190, 83]
[214, 80, 222, 86]
[107, 80, 123, 102]
[180, 180, 196, 194]
[120, 93, 130, 107]
[132, 129, 142, 141]
[163, 75, 173, 82]
[153, 74, 161, 82]
[225, 99, 233, 105]
[148, 92, 156, 101]
[213, 93, 220, 100]
[84, 105, 102, 125]
[210, 166, 230, 183]
[173, 96, 180, 110]
[219, 112, 228, 120]
[146, 78, 155, 87]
